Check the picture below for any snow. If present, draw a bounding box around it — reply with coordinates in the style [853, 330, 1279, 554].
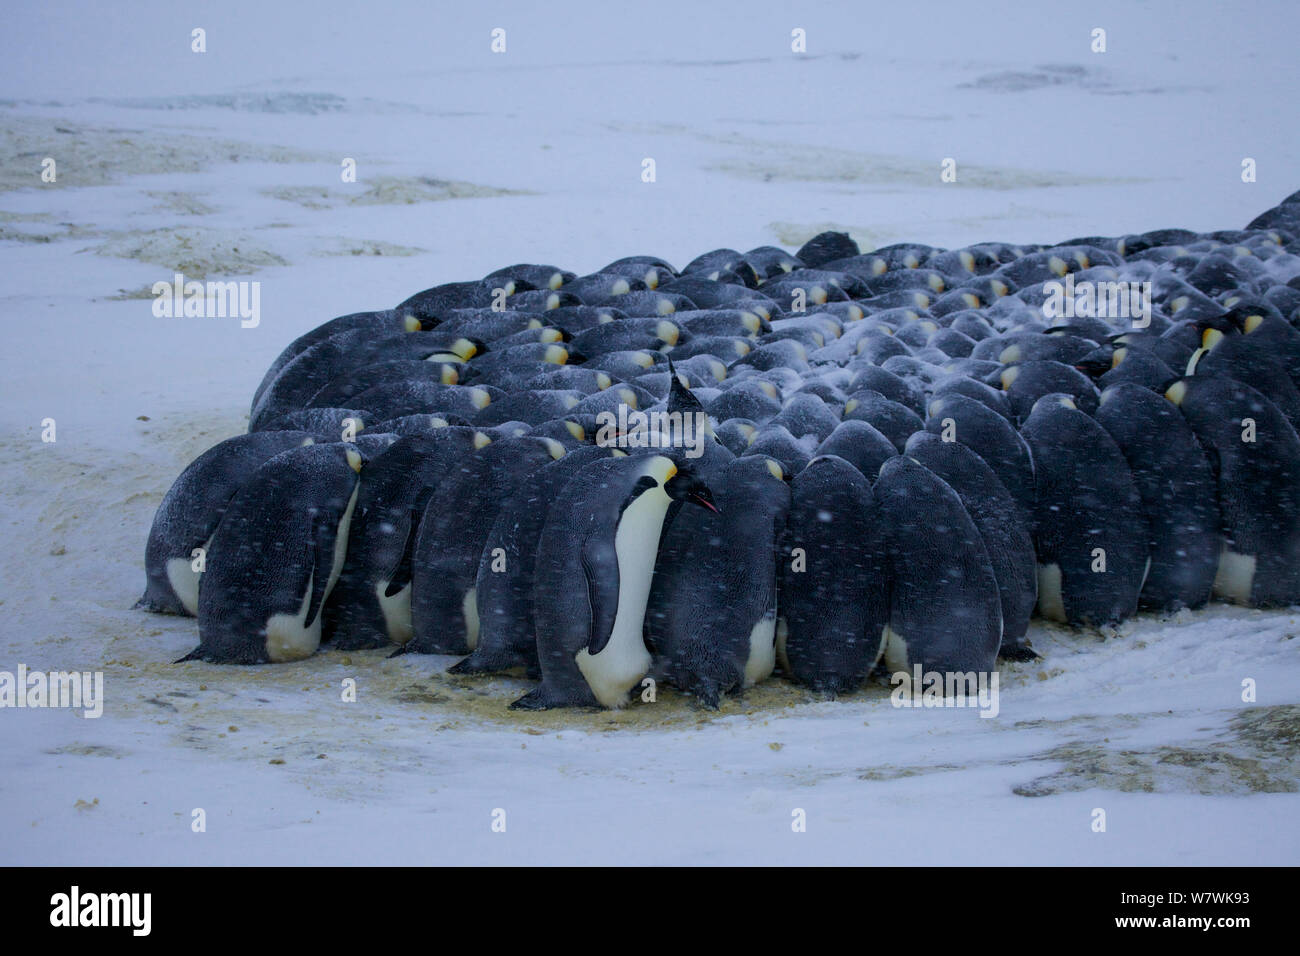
[2, 0, 1298, 865]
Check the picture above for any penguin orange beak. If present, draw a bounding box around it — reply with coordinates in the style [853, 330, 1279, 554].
[689, 489, 721, 514]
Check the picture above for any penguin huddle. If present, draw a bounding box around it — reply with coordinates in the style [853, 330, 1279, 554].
[140, 189, 1300, 710]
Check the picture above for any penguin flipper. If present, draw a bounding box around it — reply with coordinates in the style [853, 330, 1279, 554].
[381, 505, 426, 596]
[580, 535, 620, 656]
[304, 512, 339, 631]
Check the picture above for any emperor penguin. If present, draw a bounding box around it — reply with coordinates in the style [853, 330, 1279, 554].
[1019, 394, 1149, 626]
[902, 432, 1038, 660]
[138, 430, 317, 616]
[1166, 376, 1300, 606]
[1095, 383, 1219, 611]
[450, 444, 616, 678]
[324, 427, 490, 650]
[776, 454, 889, 694]
[875, 456, 1004, 678]
[645, 455, 791, 708]
[406, 436, 568, 655]
[179, 443, 364, 664]
[511, 455, 719, 710]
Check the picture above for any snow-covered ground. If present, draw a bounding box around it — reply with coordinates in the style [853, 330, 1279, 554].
[1, 0, 1297, 865]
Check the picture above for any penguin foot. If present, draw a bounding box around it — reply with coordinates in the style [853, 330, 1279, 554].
[174, 647, 206, 664]
[509, 686, 556, 711]
[997, 643, 1040, 662]
[134, 594, 187, 616]
[387, 644, 411, 659]
[448, 649, 523, 676]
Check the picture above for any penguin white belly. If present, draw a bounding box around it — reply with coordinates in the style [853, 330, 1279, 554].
[266, 576, 319, 663]
[167, 534, 214, 616]
[743, 614, 777, 687]
[167, 557, 201, 617]
[882, 623, 910, 676]
[462, 587, 480, 650]
[1036, 563, 1067, 622]
[375, 580, 413, 644]
[1212, 545, 1256, 605]
[575, 486, 669, 708]
[266, 485, 358, 663]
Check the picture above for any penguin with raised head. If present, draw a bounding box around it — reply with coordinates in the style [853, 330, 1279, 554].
[512, 455, 719, 709]
[179, 443, 364, 664]
[777, 454, 889, 694]
[138, 430, 318, 616]
[1019, 394, 1149, 626]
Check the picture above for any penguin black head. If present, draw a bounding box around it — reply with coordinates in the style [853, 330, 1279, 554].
[1073, 345, 1115, 379]
[664, 463, 720, 514]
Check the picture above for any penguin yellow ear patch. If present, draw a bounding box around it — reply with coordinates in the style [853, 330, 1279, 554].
[656, 321, 679, 344]
[1245, 314, 1264, 333]
[544, 344, 568, 366]
[346, 448, 363, 473]
[1000, 367, 1020, 389]
[596, 372, 612, 390]
[473, 431, 492, 448]
[471, 388, 492, 409]
[431, 417, 450, 428]
[765, 459, 784, 481]
[543, 438, 566, 460]
[1201, 328, 1224, 350]
[565, 420, 586, 441]
[403, 313, 422, 332]
[1111, 348, 1126, 368]
[1165, 381, 1187, 406]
